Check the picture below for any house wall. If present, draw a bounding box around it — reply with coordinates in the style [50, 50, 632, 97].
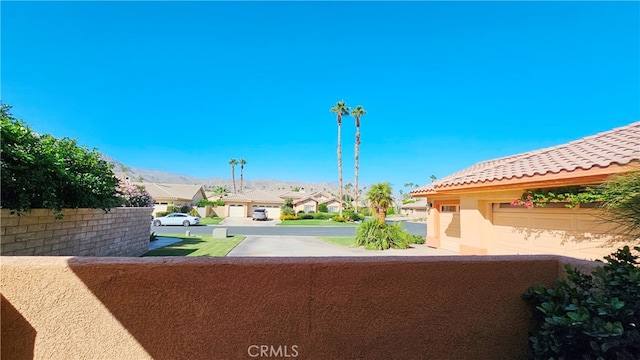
[424, 189, 629, 259]
[1, 255, 595, 360]
[1, 208, 152, 257]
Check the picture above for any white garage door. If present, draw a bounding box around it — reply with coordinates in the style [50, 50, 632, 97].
[439, 205, 460, 253]
[229, 204, 245, 218]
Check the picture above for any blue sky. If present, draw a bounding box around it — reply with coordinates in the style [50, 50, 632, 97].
[3, 1, 639, 192]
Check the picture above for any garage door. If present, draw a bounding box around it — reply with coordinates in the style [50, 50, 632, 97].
[228, 204, 245, 218]
[439, 206, 460, 253]
[252, 205, 281, 219]
[491, 203, 618, 259]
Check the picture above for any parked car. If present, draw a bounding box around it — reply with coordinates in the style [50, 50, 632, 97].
[252, 208, 268, 221]
[153, 213, 200, 227]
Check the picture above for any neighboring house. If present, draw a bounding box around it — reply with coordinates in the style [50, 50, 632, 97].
[411, 121, 640, 260]
[401, 198, 428, 219]
[134, 183, 207, 216]
[222, 189, 285, 218]
[290, 191, 345, 214]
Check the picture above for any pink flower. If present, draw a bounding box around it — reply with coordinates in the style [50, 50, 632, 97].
[524, 200, 534, 208]
[510, 200, 521, 206]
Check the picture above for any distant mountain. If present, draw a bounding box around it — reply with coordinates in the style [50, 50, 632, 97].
[102, 155, 341, 193]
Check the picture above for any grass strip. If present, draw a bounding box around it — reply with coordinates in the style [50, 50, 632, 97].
[143, 234, 245, 257]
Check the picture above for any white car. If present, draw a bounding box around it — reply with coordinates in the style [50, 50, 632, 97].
[153, 213, 200, 227]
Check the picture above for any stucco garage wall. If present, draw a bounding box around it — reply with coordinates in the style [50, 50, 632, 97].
[492, 205, 626, 259]
[0, 255, 595, 360]
[1, 208, 152, 257]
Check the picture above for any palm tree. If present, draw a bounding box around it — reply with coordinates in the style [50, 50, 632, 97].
[350, 105, 366, 213]
[330, 100, 349, 217]
[229, 159, 238, 193]
[367, 182, 394, 224]
[430, 175, 437, 183]
[239, 158, 247, 192]
[213, 185, 228, 199]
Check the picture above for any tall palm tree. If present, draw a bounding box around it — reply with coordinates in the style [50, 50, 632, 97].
[213, 185, 228, 199]
[366, 182, 394, 224]
[229, 159, 238, 193]
[239, 158, 247, 192]
[350, 105, 366, 213]
[330, 100, 349, 217]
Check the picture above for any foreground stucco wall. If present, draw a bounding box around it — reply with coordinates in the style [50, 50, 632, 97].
[0, 256, 598, 360]
[1, 208, 152, 256]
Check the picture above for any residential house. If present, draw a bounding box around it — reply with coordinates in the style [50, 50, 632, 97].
[290, 191, 345, 214]
[222, 189, 285, 218]
[411, 121, 640, 260]
[401, 198, 428, 219]
[134, 182, 207, 216]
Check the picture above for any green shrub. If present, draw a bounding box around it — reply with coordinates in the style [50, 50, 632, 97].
[407, 234, 425, 244]
[212, 199, 225, 206]
[312, 213, 332, 220]
[522, 246, 640, 360]
[332, 215, 345, 222]
[166, 205, 174, 213]
[1, 104, 120, 217]
[280, 214, 298, 220]
[355, 219, 409, 250]
[300, 213, 314, 219]
[386, 207, 396, 215]
[343, 211, 364, 222]
[155, 211, 169, 218]
[188, 208, 200, 217]
[197, 199, 216, 207]
[297, 210, 305, 215]
[318, 204, 328, 213]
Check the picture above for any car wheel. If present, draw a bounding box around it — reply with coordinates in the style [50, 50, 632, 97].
[183, 220, 190, 227]
[153, 220, 161, 226]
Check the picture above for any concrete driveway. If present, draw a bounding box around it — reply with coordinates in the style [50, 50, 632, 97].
[220, 217, 280, 226]
[227, 236, 457, 257]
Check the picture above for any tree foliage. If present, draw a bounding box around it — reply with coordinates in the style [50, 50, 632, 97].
[366, 182, 394, 224]
[1, 103, 120, 216]
[597, 171, 640, 243]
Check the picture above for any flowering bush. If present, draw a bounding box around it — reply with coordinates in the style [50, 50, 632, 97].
[117, 182, 155, 207]
[511, 187, 604, 209]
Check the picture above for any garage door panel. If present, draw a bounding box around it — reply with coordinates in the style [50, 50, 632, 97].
[439, 212, 460, 253]
[229, 205, 245, 217]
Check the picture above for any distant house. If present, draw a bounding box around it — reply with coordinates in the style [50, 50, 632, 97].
[134, 183, 206, 216]
[401, 198, 428, 219]
[222, 190, 285, 218]
[411, 121, 640, 260]
[290, 191, 345, 214]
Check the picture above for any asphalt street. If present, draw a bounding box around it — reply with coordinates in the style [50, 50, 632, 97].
[150, 220, 427, 237]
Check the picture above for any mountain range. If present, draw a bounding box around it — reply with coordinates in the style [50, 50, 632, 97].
[102, 155, 341, 193]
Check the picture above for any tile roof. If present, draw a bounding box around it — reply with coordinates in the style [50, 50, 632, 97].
[412, 121, 640, 194]
[135, 183, 205, 201]
[223, 190, 284, 203]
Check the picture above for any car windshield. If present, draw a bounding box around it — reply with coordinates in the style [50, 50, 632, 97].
[254, 209, 265, 213]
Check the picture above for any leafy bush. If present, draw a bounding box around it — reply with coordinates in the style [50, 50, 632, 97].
[343, 211, 364, 222]
[407, 234, 425, 244]
[332, 215, 345, 222]
[188, 208, 200, 217]
[279, 214, 298, 220]
[166, 205, 174, 213]
[300, 213, 314, 219]
[117, 183, 154, 207]
[176, 205, 190, 213]
[355, 219, 409, 250]
[522, 246, 640, 360]
[312, 212, 332, 220]
[297, 210, 305, 215]
[318, 204, 328, 213]
[1, 104, 120, 216]
[197, 199, 216, 207]
[155, 211, 169, 217]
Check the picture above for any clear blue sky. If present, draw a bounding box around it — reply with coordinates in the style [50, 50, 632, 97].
[3, 1, 639, 192]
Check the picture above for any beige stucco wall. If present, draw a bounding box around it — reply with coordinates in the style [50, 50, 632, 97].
[422, 189, 628, 259]
[1, 255, 595, 360]
[1, 208, 152, 257]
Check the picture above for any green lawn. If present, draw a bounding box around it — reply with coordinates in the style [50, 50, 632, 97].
[278, 219, 359, 226]
[318, 236, 356, 247]
[198, 217, 225, 225]
[143, 234, 244, 257]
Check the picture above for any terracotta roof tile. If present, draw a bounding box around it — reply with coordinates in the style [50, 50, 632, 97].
[134, 182, 205, 201]
[412, 121, 640, 194]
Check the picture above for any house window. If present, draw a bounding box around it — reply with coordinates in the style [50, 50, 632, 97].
[440, 205, 459, 212]
[328, 206, 339, 213]
[304, 205, 315, 213]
